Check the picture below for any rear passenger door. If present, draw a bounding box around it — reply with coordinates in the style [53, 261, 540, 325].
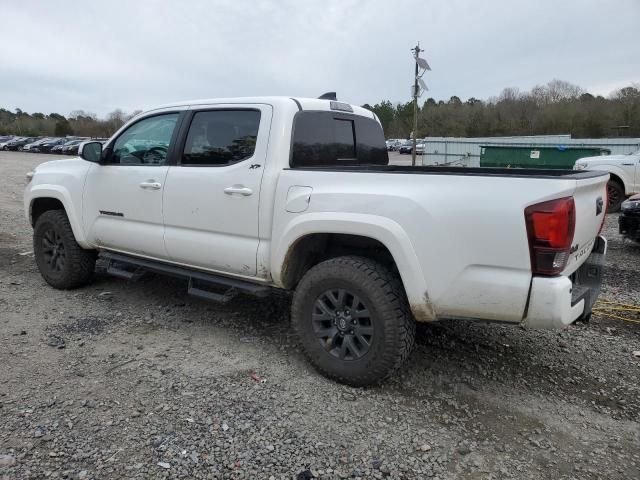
[162, 105, 272, 277]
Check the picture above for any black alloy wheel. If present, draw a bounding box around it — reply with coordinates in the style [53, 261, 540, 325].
[41, 227, 66, 274]
[312, 288, 374, 361]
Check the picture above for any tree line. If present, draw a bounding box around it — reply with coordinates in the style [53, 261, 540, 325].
[363, 80, 640, 139]
[0, 108, 141, 138]
[1, 80, 638, 140]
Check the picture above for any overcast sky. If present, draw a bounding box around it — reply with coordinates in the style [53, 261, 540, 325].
[1, 0, 638, 117]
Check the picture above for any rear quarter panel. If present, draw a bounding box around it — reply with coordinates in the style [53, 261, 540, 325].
[272, 169, 585, 323]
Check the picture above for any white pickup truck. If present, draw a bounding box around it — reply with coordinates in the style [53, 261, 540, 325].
[25, 96, 609, 385]
[574, 148, 640, 211]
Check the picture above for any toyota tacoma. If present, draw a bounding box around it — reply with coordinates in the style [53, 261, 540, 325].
[25, 96, 609, 385]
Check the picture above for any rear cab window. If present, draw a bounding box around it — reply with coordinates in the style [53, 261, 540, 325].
[290, 111, 388, 168]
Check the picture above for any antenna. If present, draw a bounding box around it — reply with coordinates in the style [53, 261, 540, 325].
[416, 57, 431, 71]
[410, 43, 432, 166]
[318, 92, 337, 100]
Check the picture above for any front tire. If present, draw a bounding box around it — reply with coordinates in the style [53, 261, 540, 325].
[292, 256, 415, 386]
[33, 210, 96, 289]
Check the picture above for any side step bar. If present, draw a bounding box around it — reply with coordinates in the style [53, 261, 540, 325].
[99, 252, 272, 303]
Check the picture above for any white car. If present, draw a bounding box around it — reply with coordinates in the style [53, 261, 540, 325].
[575, 148, 640, 211]
[25, 96, 608, 385]
[0, 136, 17, 150]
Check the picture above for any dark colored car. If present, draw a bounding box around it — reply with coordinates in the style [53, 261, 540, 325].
[619, 193, 640, 243]
[60, 139, 86, 155]
[23, 138, 52, 152]
[67, 138, 107, 156]
[38, 138, 69, 153]
[5, 136, 36, 151]
[398, 141, 413, 154]
[51, 139, 81, 154]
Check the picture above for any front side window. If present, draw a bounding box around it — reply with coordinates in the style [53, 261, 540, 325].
[109, 113, 179, 165]
[182, 110, 261, 166]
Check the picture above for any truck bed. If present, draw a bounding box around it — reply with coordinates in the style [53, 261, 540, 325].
[275, 163, 609, 324]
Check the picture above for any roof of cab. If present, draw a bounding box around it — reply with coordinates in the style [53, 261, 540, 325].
[143, 96, 375, 120]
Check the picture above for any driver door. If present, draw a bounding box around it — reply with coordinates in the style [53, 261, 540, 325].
[82, 111, 183, 259]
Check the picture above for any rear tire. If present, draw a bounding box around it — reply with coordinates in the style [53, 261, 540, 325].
[607, 180, 624, 213]
[291, 256, 415, 386]
[33, 210, 96, 289]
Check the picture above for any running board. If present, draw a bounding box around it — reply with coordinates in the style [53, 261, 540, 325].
[188, 278, 236, 304]
[106, 263, 145, 281]
[100, 252, 271, 303]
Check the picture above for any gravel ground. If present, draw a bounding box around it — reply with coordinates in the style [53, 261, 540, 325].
[1, 151, 639, 480]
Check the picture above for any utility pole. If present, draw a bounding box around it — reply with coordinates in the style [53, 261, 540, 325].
[410, 43, 431, 167]
[411, 43, 421, 167]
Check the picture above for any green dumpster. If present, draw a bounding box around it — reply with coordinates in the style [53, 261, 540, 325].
[480, 145, 610, 169]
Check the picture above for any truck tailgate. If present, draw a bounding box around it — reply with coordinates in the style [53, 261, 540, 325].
[563, 174, 608, 275]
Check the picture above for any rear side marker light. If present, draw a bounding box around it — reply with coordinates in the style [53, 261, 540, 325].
[525, 197, 575, 275]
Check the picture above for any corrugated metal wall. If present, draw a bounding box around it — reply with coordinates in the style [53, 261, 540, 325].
[417, 135, 640, 167]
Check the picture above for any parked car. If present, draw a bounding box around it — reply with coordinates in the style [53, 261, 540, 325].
[0, 136, 16, 150]
[398, 141, 424, 154]
[23, 138, 52, 152]
[38, 138, 68, 153]
[25, 96, 609, 386]
[619, 193, 640, 243]
[51, 144, 66, 154]
[60, 139, 86, 155]
[386, 140, 402, 151]
[51, 139, 81, 154]
[398, 141, 413, 154]
[574, 148, 640, 212]
[5, 136, 36, 151]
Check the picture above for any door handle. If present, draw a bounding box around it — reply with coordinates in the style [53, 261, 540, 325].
[224, 185, 253, 196]
[621, 163, 634, 166]
[139, 181, 162, 190]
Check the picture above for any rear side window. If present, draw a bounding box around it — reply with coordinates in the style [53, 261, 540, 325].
[290, 111, 388, 167]
[182, 110, 260, 166]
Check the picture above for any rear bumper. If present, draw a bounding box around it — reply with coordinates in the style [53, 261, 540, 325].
[523, 235, 606, 329]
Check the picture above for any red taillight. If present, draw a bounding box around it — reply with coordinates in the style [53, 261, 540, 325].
[525, 197, 575, 275]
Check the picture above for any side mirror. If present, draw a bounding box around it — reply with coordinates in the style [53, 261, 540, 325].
[80, 141, 103, 163]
